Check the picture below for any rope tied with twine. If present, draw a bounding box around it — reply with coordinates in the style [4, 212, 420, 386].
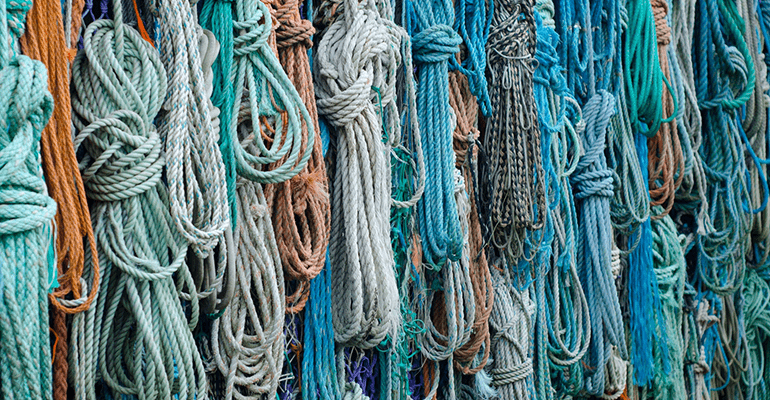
[68, 3, 209, 397]
[314, 0, 401, 350]
[267, 0, 331, 313]
[482, 0, 545, 265]
[0, 0, 57, 396]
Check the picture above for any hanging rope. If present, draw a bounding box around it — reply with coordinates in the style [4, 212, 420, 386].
[268, 0, 330, 313]
[407, 0, 465, 267]
[210, 178, 285, 399]
[0, 0, 57, 397]
[314, 0, 401, 349]
[482, 0, 544, 265]
[157, 0, 233, 314]
[68, 2, 209, 396]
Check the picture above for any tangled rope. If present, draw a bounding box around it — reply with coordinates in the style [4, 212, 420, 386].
[0, 0, 57, 397]
[68, 1, 209, 397]
[314, 0, 401, 349]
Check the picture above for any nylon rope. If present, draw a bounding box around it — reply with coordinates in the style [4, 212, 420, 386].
[314, 0, 401, 350]
[68, 0, 209, 395]
[0, 0, 57, 396]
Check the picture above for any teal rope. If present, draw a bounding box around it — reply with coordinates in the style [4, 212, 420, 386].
[0, 0, 57, 397]
[407, 0, 465, 268]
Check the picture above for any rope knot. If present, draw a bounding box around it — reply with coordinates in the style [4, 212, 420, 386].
[571, 90, 616, 199]
[276, 18, 314, 49]
[0, 56, 57, 234]
[75, 110, 164, 202]
[233, 6, 272, 57]
[316, 70, 373, 127]
[412, 24, 462, 64]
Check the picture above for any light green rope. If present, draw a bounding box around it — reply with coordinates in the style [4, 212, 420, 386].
[68, 1, 209, 398]
[0, 0, 57, 397]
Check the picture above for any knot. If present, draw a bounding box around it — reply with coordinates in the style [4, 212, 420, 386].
[233, 3, 272, 57]
[316, 70, 373, 127]
[75, 110, 164, 202]
[0, 56, 57, 235]
[276, 18, 314, 48]
[412, 24, 462, 64]
[491, 361, 533, 386]
[651, 0, 671, 45]
[571, 90, 616, 200]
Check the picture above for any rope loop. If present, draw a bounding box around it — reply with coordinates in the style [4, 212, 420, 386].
[412, 24, 462, 64]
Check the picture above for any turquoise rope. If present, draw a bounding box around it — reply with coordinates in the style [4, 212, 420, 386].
[406, 0, 465, 268]
[449, 0, 492, 116]
[0, 0, 56, 397]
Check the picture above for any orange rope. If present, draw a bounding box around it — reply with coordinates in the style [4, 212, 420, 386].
[265, 0, 330, 314]
[20, 2, 100, 398]
[448, 70, 494, 374]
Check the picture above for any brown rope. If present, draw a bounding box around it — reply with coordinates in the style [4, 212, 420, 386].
[20, 0, 100, 399]
[448, 70, 493, 374]
[648, 0, 684, 218]
[264, 0, 331, 314]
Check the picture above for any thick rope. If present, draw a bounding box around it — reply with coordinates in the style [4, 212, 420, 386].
[156, 0, 233, 314]
[210, 178, 285, 399]
[267, 0, 331, 313]
[68, 3, 208, 397]
[0, 0, 57, 397]
[314, 0, 401, 349]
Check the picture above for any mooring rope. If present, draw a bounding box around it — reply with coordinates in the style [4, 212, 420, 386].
[0, 0, 57, 397]
[68, 1, 209, 396]
[314, 0, 401, 349]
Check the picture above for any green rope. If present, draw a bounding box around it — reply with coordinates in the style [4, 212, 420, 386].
[0, 0, 57, 397]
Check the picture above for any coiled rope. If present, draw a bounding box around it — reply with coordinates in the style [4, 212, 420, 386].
[157, 0, 233, 314]
[268, 0, 331, 313]
[69, 1, 209, 397]
[0, 0, 57, 397]
[314, 0, 401, 349]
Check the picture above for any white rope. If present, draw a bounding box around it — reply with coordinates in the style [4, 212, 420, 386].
[157, 0, 232, 312]
[210, 178, 285, 400]
[314, 0, 401, 349]
[488, 267, 535, 400]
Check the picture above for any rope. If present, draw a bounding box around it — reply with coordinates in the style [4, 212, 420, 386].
[571, 90, 628, 396]
[407, 0, 466, 267]
[267, 0, 330, 313]
[742, 269, 770, 399]
[156, 0, 233, 314]
[488, 267, 535, 400]
[314, 0, 401, 349]
[210, 179, 285, 399]
[0, 0, 57, 397]
[68, 2, 209, 396]
[448, 70, 493, 375]
[482, 0, 545, 265]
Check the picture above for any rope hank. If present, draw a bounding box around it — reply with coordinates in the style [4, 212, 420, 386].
[210, 179, 285, 399]
[571, 90, 628, 396]
[0, 0, 57, 397]
[314, 0, 401, 349]
[157, 0, 233, 314]
[69, 2, 208, 397]
[408, 0, 465, 267]
[268, 0, 331, 313]
[483, 0, 545, 264]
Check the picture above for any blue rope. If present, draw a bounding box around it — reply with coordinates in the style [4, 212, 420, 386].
[449, 0, 492, 116]
[406, 0, 465, 268]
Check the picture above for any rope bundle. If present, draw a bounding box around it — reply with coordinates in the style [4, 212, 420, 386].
[69, 1, 208, 397]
